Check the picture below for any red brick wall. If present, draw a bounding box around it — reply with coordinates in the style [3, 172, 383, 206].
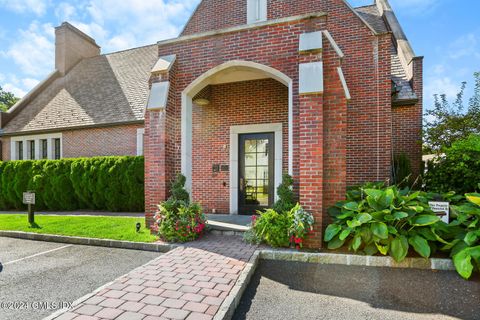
[192, 79, 288, 214]
[1, 137, 10, 161]
[63, 124, 142, 158]
[392, 58, 423, 178]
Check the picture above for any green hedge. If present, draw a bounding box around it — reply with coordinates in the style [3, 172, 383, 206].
[0, 156, 144, 212]
[424, 135, 480, 194]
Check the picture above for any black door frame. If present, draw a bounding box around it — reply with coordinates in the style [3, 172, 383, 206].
[238, 132, 275, 215]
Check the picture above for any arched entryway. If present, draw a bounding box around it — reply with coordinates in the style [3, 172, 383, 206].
[181, 60, 293, 214]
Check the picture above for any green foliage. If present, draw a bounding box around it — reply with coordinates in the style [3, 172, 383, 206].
[424, 134, 480, 194]
[424, 72, 480, 153]
[0, 156, 144, 212]
[245, 203, 314, 248]
[169, 174, 190, 203]
[448, 190, 480, 279]
[273, 174, 295, 213]
[0, 86, 19, 112]
[251, 208, 292, 247]
[325, 183, 444, 262]
[154, 174, 206, 243]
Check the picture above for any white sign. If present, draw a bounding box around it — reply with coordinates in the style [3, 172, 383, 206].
[23, 192, 35, 205]
[429, 201, 449, 223]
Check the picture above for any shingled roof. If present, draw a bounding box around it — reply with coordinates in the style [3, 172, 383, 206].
[2, 44, 158, 135]
[355, 5, 389, 34]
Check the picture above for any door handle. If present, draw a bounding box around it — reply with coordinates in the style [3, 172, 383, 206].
[240, 178, 244, 191]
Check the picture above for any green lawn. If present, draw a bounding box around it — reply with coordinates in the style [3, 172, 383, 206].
[0, 214, 158, 243]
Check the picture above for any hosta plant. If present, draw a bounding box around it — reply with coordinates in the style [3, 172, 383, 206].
[325, 184, 445, 262]
[448, 189, 480, 279]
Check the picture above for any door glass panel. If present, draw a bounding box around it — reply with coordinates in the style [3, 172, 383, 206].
[245, 153, 256, 166]
[257, 166, 269, 180]
[256, 139, 268, 153]
[240, 134, 273, 213]
[245, 140, 257, 153]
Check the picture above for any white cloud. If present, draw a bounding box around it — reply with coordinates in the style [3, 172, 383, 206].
[448, 33, 480, 60]
[0, 0, 49, 16]
[54, 2, 76, 20]
[2, 82, 27, 98]
[5, 22, 55, 77]
[80, 0, 199, 52]
[22, 78, 40, 89]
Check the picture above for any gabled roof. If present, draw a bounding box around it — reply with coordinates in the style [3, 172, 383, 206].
[2, 44, 158, 135]
[355, 5, 388, 34]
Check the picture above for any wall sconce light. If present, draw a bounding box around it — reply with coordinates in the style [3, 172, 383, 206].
[193, 98, 210, 106]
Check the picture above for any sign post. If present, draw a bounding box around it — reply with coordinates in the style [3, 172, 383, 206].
[23, 192, 36, 224]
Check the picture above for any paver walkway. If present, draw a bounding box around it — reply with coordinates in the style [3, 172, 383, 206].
[51, 235, 257, 320]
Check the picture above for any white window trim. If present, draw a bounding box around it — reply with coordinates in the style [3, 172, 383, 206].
[136, 128, 145, 156]
[229, 123, 283, 215]
[247, 0, 267, 24]
[10, 133, 63, 161]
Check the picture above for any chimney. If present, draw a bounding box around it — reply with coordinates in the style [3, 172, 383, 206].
[55, 22, 100, 75]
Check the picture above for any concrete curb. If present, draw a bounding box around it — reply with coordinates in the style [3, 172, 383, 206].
[259, 249, 455, 271]
[0, 231, 173, 253]
[214, 250, 260, 320]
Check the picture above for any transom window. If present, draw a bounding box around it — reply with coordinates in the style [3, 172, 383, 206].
[10, 133, 62, 161]
[247, 0, 267, 24]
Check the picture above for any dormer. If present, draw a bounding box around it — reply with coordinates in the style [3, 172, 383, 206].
[247, 0, 267, 24]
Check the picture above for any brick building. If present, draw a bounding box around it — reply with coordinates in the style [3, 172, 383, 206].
[0, 0, 422, 248]
[144, 0, 422, 247]
[0, 22, 157, 161]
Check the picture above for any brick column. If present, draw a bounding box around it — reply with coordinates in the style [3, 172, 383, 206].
[411, 56, 424, 177]
[299, 94, 324, 248]
[144, 108, 168, 228]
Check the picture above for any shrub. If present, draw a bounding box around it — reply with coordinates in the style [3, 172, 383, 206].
[0, 156, 144, 212]
[448, 189, 480, 279]
[250, 208, 292, 247]
[325, 183, 444, 261]
[273, 174, 295, 213]
[244, 203, 314, 248]
[424, 134, 480, 194]
[154, 174, 206, 243]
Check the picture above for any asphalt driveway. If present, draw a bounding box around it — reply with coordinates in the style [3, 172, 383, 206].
[0, 237, 160, 320]
[234, 260, 480, 320]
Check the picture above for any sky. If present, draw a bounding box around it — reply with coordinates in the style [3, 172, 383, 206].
[0, 0, 479, 111]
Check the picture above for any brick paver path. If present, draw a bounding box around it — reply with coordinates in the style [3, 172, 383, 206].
[51, 235, 256, 320]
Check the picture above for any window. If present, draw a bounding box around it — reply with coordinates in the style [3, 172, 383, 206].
[41, 139, 48, 159]
[54, 138, 61, 160]
[28, 140, 35, 160]
[247, 0, 267, 24]
[10, 134, 62, 161]
[137, 129, 145, 156]
[17, 141, 23, 160]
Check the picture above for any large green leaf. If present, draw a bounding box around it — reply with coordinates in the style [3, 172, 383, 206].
[408, 235, 431, 258]
[324, 224, 341, 242]
[364, 189, 384, 200]
[453, 249, 474, 280]
[464, 231, 478, 246]
[390, 235, 409, 262]
[375, 242, 389, 255]
[360, 226, 373, 243]
[339, 228, 352, 241]
[357, 212, 372, 224]
[343, 201, 360, 212]
[327, 235, 346, 250]
[351, 234, 362, 252]
[392, 211, 409, 220]
[411, 215, 440, 226]
[371, 222, 389, 240]
[466, 193, 480, 206]
[364, 243, 378, 256]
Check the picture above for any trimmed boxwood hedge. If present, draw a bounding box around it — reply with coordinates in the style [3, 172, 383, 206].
[0, 156, 144, 212]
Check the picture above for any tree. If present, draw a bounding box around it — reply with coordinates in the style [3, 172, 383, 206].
[0, 86, 20, 112]
[424, 72, 480, 153]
